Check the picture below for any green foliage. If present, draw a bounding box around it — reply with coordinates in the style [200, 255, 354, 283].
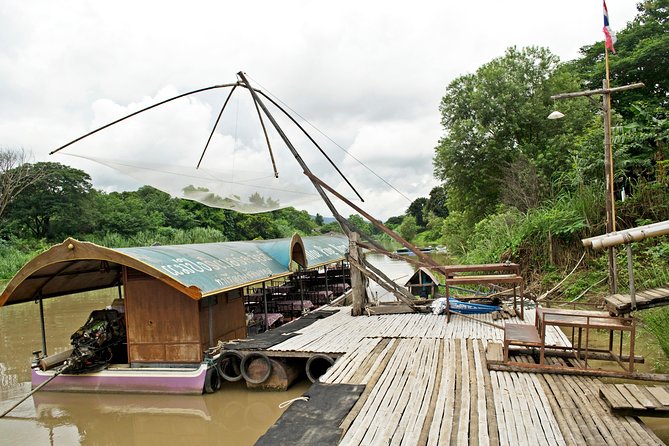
[91, 191, 164, 237]
[83, 226, 228, 248]
[384, 215, 404, 228]
[271, 208, 317, 235]
[398, 215, 418, 241]
[639, 306, 669, 358]
[406, 197, 428, 228]
[575, 0, 669, 113]
[617, 179, 669, 226]
[3, 162, 94, 239]
[434, 46, 594, 222]
[443, 185, 605, 271]
[425, 185, 449, 218]
[0, 237, 48, 279]
[440, 211, 472, 256]
[347, 214, 374, 237]
[320, 221, 344, 234]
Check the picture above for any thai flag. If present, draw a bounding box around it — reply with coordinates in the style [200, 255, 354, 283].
[603, 0, 617, 53]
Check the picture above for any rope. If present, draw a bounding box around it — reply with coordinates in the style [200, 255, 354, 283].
[537, 251, 587, 301]
[278, 396, 309, 409]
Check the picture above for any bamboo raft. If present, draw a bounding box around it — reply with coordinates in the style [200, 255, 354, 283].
[257, 307, 664, 445]
[605, 285, 669, 315]
[600, 383, 669, 417]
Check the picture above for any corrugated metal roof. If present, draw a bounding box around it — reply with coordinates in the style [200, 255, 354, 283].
[0, 233, 348, 306]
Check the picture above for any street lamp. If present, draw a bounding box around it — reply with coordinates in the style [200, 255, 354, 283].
[549, 81, 644, 294]
[547, 110, 565, 120]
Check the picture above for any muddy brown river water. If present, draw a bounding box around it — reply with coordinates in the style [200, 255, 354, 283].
[0, 290, 312, 445]
[1, 254, 668, 444]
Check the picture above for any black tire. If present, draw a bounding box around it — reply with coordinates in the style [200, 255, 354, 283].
[306, 354, 335, 383]
[204, 366, 221, 393]
[217, 350, 244, 382]
[240, 352, 272, 384]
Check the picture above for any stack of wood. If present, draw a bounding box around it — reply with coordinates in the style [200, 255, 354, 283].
[492, 305, 517, 320]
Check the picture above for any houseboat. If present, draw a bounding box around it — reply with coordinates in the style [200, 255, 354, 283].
[0, 233, 348, 395]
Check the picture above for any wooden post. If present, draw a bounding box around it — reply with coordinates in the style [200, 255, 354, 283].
[551, 82, 643, 295]
[349, 232, 367, 316]
[602, 79, 618, 294]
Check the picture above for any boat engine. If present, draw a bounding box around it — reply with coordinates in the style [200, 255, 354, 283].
[66, 309, 126, 374]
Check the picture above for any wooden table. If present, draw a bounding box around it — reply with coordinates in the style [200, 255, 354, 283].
[536, 307, 636, 371]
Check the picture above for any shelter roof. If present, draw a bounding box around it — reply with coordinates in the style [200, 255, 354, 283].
[404, 267, 441, 287]
[0, 233, 348, 306]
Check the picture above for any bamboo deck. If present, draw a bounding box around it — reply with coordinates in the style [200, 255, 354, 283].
[263, 307, 664, 445]
[600, 383, 669, 417]
[606, 285, 669, 315]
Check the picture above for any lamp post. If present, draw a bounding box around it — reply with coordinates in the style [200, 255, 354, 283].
[549, 81, 644, 294]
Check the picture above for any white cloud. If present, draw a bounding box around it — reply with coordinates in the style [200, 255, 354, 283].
[0, 0, 640, 220]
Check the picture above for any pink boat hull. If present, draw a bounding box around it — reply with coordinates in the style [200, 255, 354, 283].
[32, 364, 208, 395]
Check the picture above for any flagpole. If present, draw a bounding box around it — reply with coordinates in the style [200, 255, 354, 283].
[603, 43, 618, 293]
[604, 47, 616, 231]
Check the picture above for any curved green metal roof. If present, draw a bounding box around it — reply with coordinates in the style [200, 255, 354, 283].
[0, 234, 348, 306]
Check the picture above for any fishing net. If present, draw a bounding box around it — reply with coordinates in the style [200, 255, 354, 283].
[66, 154, 321, 213]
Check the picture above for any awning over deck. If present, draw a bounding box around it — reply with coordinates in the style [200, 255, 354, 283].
[0, 233, 348, 306]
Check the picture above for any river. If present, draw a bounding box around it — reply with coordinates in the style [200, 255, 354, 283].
[1, 253, 668, 444]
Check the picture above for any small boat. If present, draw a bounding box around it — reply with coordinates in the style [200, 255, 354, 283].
[449, 298, 500, 314]
[1, 234, 349, 394]
[432, 297, 500, 315]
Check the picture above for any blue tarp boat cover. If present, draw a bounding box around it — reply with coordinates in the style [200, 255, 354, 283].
[431, 297, 500, 315]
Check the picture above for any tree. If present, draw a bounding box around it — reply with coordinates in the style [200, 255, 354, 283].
[574, 0, 669, 114]
[347, 214, 373, 237]
[398, 215, 418, 241]
[237, 214, 282, 240]
[0, 148, 46, 220]
[314, 213, 324, 226]
[425, 186, 449, 218]
[91, 191, 164, 237]
[434, 46, 592, 221]
[406, 197, 428, 228]
[384, 215, 405, 228]
[271, 207, 317, 235]
[136, 186, 196, 230]
[4, 162, 93, 239]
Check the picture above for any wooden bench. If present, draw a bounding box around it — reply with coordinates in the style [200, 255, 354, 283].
[503, 323, 543, 362]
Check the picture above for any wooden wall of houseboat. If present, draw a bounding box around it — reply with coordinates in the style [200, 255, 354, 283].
[198, 288, 246, 351]
[123, 269, 202, 364]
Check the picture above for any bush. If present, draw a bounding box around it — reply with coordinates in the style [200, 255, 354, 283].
[0, 238, 48, 280]
[639, 307, 669, 358]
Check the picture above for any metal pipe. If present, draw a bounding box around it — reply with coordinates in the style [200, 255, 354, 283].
[50, 83, 240, 155]
[208, 299, 214, 346]
[582, 219, 669, 247]
[197, 85, 238, 169]
[626, 243, 637, 310]
[587, 220, 669, 250]
[262, 282, 268, 330]
[38, 294, 47, 357]
[299, 266, 305, 314]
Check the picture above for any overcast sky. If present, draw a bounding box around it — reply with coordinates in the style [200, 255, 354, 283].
[0, 0, 640, 220]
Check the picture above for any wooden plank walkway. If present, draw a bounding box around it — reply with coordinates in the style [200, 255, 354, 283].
[606, 285, 669, 315]
[600, 383, 669, 417]
[261, 307, 664, 445]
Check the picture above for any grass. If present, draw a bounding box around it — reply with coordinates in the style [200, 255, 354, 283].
[638, 306, 669, 364]
[0, 241, 45, 280]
